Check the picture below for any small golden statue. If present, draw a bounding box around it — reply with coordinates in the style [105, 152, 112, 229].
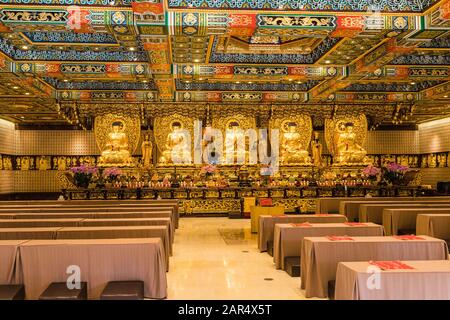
[98, 120, 134, 167]
[225, 121, 249, 165]
[334, 122, 368, 165]
[280, 122, 311, 165]
[141, 134, 153, 168]
[311, 131, 323, 167]
[159, 121, 191, 165]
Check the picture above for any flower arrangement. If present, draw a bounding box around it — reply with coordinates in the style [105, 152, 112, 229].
[102, 167, 123, 183]
[70, 164, 98, 188]
[383, 162, 410, 185]
[200, 164, 217, 177]
[362, 165, 381, 181]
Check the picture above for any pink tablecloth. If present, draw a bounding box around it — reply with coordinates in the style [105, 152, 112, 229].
[335, 260, 450, 300]
[55, 226, 171, 270]
[383, 208, 450, 236]
[0, 240, 29, 284]
[19, 238, 167, 299]
[273, 223, 384, 270]
[301, 235, 448, 298]
[416, 214, 450, 239]
[258, 214, 347, 252]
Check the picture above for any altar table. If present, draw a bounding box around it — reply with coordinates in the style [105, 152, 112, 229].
[416, 214, 450, 239]
[250, 206, 284, 233]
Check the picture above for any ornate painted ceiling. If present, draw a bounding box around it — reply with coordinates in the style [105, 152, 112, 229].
[0, 0, 449, 126]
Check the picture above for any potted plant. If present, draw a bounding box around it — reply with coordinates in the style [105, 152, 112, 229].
[382, 162, 410, 186]
[361, 165, 381, 184]
[102, 167, 123, 187]
[70, 164, 98, 189]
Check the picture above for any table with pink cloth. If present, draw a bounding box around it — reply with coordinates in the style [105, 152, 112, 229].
[339, 198, 450, 222]
[18, 238, 167, 299]
[0, 227, 61, 240]
[300, 235, 448, 298]
[383, 208, 450, 236]
[0, 219, 83, 228]
[273, 223, 384, 270]
[258, 214, 347, 252]
[79, 218, 174, 242]
[359, 203, 450, 224]
[335, 260, 450, 300]
[0, 240, 29, 285]
[416, 214, 450, 239]
[55, 226, 171, 270]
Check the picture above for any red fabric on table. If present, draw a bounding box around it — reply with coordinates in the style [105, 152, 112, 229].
[344, 222, 367, 226]
[369, 260, 415, 270]
[393, 235, 425, 240]
[259, 198, 273, 207]
[290, 222, 313, 227]
[327, 236, 354, 241]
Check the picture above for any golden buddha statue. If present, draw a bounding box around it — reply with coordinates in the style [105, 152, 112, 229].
[311, 131, 323, 167]
[280, 122, 311, 165]
[334, 123, 368, 165]
[225, 121, 248, 165]
[98, 121, 133, 167]
[141, 134, 153, 168]
[159, 121, 191, 165]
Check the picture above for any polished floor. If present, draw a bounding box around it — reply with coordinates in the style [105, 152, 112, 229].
[167, 217, 316, 300]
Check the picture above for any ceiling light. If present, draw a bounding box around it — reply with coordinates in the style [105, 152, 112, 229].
[24, 92, 30, 95]
[142, 80, 148, 83]
[21, 45, 29, 50]
[185, 80, 190, 83]
[193, 59, 200, 63]
[12, 86, 19, 89]
[325, 60, 331, 64]
[288, 78, 293, 81]
[297, 81, 302, 84]
[410, 82, 416, 85]
[63, 79, 69, 82]
[20, 116, 25, 119]
[248, 81, 252, 84]
[58, 46, 64, 50]
[94, 47, 99, 50]
[129, 47, 135, 51]
[199, 78, 203, 81]
[444, 95, 448, 98]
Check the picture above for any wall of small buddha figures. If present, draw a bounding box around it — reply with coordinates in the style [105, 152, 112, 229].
[0, 118, 450, 194]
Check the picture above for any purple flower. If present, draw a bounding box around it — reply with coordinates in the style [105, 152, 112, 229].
[385, 162, 409, 173]
[103, 167, 123, 178]
[362, 165, 381, 177]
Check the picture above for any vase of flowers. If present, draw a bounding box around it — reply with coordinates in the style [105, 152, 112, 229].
[362, 165, 381, 183]
[383, 162, 410, 186]
[70, 164, 98, 189]
[201, 164, 217, 179]
[102, 167, 123, 187]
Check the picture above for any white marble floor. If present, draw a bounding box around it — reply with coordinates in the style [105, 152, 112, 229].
[167, 217, 316, 300]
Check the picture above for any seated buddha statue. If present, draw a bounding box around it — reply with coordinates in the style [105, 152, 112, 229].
[334, 123, 368, 165]
[159, 121, 191, 165]
[98, 121, 133, 167]
[280, 122, 311, 165]
[224, 121, 249, 165]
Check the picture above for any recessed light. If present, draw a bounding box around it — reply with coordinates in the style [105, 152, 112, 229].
[21, 45, 29, 50]
[24, 92, 30, 95]
[20, 116, 25, 119]
[199, 78, 203, 81]
[288, 78, 293, 81]
[185, 80, 190, 83]
[142, 80, 148, 83]
[12, 86, 19, 89]
[248, 81, 253, 84]
[129, 47, 135, 51]
[193, 59, 200, 63]
[63, 79, 68, 82]
[444, 95, 448, 98]
[58, 46, 64, 50]
[94, 47, 99, 50]
[410, 82, 416, 85]
[325, 60, 331, 64]
[235, 81, 240, 84]
[297, 81, 302, 84]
